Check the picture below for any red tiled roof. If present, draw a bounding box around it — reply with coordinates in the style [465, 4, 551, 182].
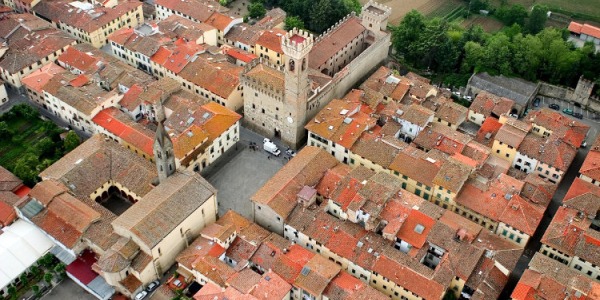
[475, 116, 502, 147]
[119, 84, 144, 111]
[57, 46, 100, 73]
[371, 255, 445, 300]
[92, 107, 154, 156]
[498, 195, 544, 235]
[568, 21, 583, 33]
[581, 24, 600, 39]
[0, 200, 16, 226]
[309, 17, 366, 69]
[580, 138, 600, 181]
[256, 29, 286, 53]
[205, 12, 236, 31]
[396, 209, 434, 249]
[21, 63, 66, 94]
[225, 48, 257, 63]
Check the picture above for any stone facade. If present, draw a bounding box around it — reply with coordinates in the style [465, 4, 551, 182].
[242, 1, 392, 149]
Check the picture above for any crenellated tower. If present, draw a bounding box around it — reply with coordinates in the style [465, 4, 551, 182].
[153, 101, 175, 183]
[360, 1, 392, 37]
[281, 28, 314, 147]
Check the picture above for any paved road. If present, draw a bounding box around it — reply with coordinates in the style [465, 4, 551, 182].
[42, 278, 96, 300]
[498, 97, 600, 298]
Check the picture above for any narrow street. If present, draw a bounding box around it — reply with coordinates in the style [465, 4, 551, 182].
[498, 106, 599, 298]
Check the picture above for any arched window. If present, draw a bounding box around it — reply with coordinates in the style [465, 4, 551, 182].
[289, 60, 295, 72]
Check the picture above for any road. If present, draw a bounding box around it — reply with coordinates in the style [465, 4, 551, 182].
[498, 97, 600, 299]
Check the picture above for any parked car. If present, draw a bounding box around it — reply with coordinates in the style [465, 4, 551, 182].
[464, 95, 472, 101]
[134, 291, 148, 300]
[563, 108, 573, 115]
[581, 140, 588, 148]
[263, 138, 271, 144]
[533, 98, 541, 107]
[549, 103, 560, 110]
[573, 112, 583, 119]
[146, 280, 160, 292]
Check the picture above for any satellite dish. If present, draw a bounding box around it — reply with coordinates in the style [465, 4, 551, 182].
[287, 116, 293, 123]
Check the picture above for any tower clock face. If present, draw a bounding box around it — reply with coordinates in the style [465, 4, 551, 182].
[287, 116, 293, 124]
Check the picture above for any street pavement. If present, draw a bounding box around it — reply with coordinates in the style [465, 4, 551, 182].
[202, 126, 288, 219]
[498, 97, 600, 298]
[41, 278, 96, 300]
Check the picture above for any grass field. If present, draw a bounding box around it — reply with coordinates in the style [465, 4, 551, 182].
[0, 116, 60, 171]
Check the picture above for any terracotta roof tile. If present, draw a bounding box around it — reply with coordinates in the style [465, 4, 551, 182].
[0, 166, 22, 193]
[154, 0, 224, 22]
[204, 11, 236, 31]
[396, 209, 434, 249]
[33, 0, 142, 35]
[475, 116, 503, 147]
[469, 91, 514, 118]
[21, 63, 66, 94]
[256, 29, 286, 53]
[249, 270, 291, 300]
[309, 17, 366, 69]
[579, 136, 600, 181]
[251, 147, 338, 218]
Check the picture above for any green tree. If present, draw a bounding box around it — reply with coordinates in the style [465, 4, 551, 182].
[462, 41, 485, 73]
[511, 33, 542, 80]
[341, 0, 361, 14]
[284, 16, 305, 30]
[467, 0, 489, 12]
[35, 137, 56, 158]
[63, 131, 80, 153]
[495, 4, 527, 26]
[7, 285, 17, 300]
[482, 32, 513, 74]
[20, 273, 29, 287]
[43, 272, 53, 285]
[392, 10, 426, 62]
[248, 2, 266, 19]
[12, 104, 39, 120]
[0, 121, 12, 140]
[526, 5, 548, 34]
[309, 0, 332, 33]
[32, 284, 41, 298]
[13, 153, 40, 186]
[54, 263, 66, 278]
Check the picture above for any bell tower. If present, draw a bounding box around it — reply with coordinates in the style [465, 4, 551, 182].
[153, 101, 175, 183]
[281, 28, 314, 148]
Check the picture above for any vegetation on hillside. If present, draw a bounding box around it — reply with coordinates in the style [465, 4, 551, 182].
[391, 10, 600, 91]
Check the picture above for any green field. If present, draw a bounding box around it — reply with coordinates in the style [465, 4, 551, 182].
[0, 104, 74, 186]
[426, 0, 467, 21]
[488, 0, 600, 23]
[0, 116, 57, 171]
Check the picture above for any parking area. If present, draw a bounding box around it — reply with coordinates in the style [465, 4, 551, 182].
[534, 95, 598, 120]
[202, 127, 288, 219]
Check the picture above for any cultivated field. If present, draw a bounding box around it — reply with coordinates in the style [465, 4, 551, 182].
[359, 0, 460, 24]
[461, 15, 504, 32]
[366, 0, 600, 25]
